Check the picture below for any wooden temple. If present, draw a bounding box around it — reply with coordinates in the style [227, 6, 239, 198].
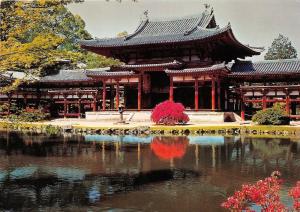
[1, 7, 300, 120]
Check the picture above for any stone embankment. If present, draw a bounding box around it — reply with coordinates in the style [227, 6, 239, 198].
[0, 120, 300, 138]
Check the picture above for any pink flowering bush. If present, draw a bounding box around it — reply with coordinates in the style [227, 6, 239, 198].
[222, 171, 300, 212]
[151, 100, 189, 125]
[289, 181, 300, 210]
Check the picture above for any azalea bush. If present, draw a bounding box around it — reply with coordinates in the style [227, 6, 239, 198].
[222, 171, 300, 211]
[290, 181, 300, 210]
[252, 103, 289, 125]
[151, 100, 189, 125]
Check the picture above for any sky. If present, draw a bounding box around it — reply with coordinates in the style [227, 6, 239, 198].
[68, 0, 300, 61]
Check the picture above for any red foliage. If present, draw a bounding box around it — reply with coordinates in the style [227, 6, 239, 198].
[151, 100, 189, 125]
[289, 181, 300, 210]
[150, 136, 189, 160]
[222, 171, 300, 211]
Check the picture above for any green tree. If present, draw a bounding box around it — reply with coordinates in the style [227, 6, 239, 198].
[252, 103, 289, 125]
[264, 34, 297, 60]
[0, 0, 120, 91]
[84, 52, 121, 69]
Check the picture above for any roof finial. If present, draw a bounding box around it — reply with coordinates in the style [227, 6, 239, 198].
[143, 10, 149, 19]
[204, 3, 210, 9]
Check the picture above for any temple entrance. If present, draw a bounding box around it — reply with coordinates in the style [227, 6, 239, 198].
[147, 71, 170, 108]
[150, 93, 169, 108]
[173, 82, 212, 110]
[124, 86, 138, 109]
[174, 84, 194, 109]
[201, 83, 212, 109]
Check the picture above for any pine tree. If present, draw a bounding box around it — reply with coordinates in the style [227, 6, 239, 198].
[264, 34, 297, 60]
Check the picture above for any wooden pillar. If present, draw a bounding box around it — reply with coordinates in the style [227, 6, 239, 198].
[24, 94, 28, 109]
[7, 94, 11, 115]
[194, 79, 199, 111]
[262, 89, 267, 110]
[116, 81, 120, 109]
[241, 101, 245, 121]
[78, 95, 81, 119]
[110, 85, 114, 109]
[92, 94, 97, 112]
[285, 89, 290, 115]
[36, 88, 41, 107]
[224, 88, 228, 111]
[63, 95, 67, 119]
[217, 78, 221, 110]
[138, 78, 142, 111]
[102, 81, 106, 111]
[169, 76, 174, 101]
[211, 77, 216, 110]
[241, 91, 245, 121]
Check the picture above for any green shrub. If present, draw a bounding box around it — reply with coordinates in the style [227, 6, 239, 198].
[0, 103, 9, 113]
[252, 103, 289, 125]
[8, 108, 49, 122]
[44, 125, 61, 135]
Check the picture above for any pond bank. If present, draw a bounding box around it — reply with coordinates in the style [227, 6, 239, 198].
[0, 119, 300, 138]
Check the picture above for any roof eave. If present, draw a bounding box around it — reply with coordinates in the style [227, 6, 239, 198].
[225, 26, 264, 56]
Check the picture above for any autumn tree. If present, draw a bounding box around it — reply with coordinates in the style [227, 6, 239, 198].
[0, 0, 120, 91]
[264, 34, 298, 60]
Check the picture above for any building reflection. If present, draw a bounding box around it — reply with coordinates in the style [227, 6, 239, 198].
[0, 131, 299, 210]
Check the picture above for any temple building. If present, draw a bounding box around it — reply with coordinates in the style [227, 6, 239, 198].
[1, 7, 300, 120]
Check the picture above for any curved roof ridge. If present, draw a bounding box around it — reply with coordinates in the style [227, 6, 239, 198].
[125, 19, 149, 40]
[184, 16, 203, 36]
[165, 62, 227, 74]
[121, 60, 182, 67]
[86, 70, 135, 77]
[184, 9, 214, 35]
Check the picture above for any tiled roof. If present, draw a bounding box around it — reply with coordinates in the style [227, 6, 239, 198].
[229, 59, 300, 76]
[128, 9, 215, 39]
[80, 25, 231, 48]
[0, 71, 39, 81]
[80, 8, 262, 58]
[40, 69, 137, 82]
[40, 70, 91, 82]
[120, 60, 183, 69]
[165, 63, 228, 75]
[86, 70, 135, 77]
[80, 9, 217, 48]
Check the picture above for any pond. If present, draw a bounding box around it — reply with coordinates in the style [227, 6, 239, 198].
[0, 131, 299, 211]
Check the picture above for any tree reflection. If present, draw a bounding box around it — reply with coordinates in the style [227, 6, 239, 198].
[251, 139, 288, 159]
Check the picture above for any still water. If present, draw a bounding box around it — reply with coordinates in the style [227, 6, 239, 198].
[0, 131, 299, 211]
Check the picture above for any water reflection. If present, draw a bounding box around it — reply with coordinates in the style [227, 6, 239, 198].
[0, 131, 299, 211]
[151, 136, 189, 161]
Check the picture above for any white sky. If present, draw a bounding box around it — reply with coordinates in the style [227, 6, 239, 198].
[68, 0, 300, 61]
